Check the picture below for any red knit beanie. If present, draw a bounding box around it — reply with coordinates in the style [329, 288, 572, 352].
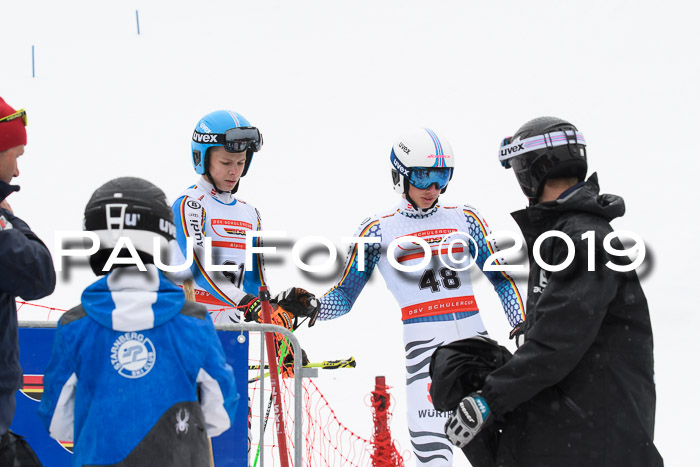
[0, 97, 27, 153]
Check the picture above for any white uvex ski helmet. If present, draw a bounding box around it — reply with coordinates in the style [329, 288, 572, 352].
[390, 128, 455, 196]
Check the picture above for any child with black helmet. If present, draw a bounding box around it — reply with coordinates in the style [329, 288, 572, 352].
[38, 177, 238, 466]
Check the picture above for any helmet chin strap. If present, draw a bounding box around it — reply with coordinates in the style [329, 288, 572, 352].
[204, 171, 226, 194]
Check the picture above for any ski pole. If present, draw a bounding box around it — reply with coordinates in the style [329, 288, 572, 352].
[248, 356, 356, 383]
[253, 394, 274, 467]
[259, 285, 291, 467]
[248, 356, 357, 371]
[253, 334, 294, 465]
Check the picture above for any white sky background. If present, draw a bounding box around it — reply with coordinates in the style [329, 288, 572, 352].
[2, 1, 698, 465]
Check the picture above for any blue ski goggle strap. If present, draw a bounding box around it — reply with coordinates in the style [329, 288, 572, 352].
[409, 167, 453, 189]
[499, 130, 586, 168]
[191, 126, 263, 153]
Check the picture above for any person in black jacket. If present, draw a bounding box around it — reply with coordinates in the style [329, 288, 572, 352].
[0, 97, 56, 463]
[444, 117, 663, 467]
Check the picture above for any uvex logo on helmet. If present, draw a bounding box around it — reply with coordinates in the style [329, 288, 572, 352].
[392, 157, 410, 177]
[398, 142, 411, 155]
[159, 219, 176, 237]
[192, 132, 219, 143]
[500, 143, 525, 157]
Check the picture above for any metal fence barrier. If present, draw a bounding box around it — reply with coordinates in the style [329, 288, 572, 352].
[19, 320, 304, 467]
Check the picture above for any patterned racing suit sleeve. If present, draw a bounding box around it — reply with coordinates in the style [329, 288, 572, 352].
[463, 206, 525, 327]
[172, 195, 258, 307]
[319, 218, 382, 320]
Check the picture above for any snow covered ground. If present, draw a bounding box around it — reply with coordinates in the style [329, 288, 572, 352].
[2, 1, 697, 465]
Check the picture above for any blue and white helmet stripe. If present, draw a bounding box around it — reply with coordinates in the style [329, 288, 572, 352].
[225, 110, 242, 128]
[423, 128, 447, 167]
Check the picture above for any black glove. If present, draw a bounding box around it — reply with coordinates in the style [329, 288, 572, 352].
[509, 322, 524, 348]
[239, 294, 262, 322]
[272, 287, 320, 328]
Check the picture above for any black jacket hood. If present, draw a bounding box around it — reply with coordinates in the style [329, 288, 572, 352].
[512, 173, 625, 243]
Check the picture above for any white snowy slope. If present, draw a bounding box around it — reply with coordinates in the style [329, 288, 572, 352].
[1, 1, 697, 466]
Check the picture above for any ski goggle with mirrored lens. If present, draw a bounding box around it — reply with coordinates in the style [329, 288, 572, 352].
[224, 127, 263, 153]
[408, 167, 453, 189]
[192, 126, 263, 153]
[0, 109, 27, 126]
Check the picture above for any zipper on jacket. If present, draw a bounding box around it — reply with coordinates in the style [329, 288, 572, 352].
[559, 389, 587, 419]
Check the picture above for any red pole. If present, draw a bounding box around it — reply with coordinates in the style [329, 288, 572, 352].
[371, 376, 389, 466]
[259, 285, 291, 467]
[371, 376, 404, 467]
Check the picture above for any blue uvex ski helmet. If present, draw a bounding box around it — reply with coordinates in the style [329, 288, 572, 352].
[191, 110, 263, 191]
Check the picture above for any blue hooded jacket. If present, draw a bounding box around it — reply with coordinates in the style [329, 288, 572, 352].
[38, 265, 238, 466]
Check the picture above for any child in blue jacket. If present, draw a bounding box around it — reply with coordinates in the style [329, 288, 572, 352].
[38, 177, 238, 467]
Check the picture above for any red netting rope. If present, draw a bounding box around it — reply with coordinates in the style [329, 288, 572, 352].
[15, 300, 66, 320]
[370, 376, 405, 467]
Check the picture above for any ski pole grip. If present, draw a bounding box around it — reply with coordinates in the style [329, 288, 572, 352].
[258, 285, 271, 302]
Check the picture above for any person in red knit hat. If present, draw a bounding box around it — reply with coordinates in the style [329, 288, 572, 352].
[0, 97, 55, 465]
[0, 97, 28, 200]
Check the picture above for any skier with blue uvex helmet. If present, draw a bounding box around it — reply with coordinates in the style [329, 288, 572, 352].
[170, 110, 318, 358]
[170, 110, 269, 323]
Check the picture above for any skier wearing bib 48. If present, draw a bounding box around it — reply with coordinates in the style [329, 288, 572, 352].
[318, 128, 525, 466]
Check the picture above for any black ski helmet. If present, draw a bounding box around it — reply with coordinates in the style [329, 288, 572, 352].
[84, 177, 175, 275]
[499, 116, 587, 202]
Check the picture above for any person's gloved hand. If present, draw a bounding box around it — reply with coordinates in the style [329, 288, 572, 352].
[279, 345, 309, 378]
[272, 287, 320, 328]
[239, 294, 262, 322]
[509, 322, 524, 347]
[444, 393, 491, 448]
